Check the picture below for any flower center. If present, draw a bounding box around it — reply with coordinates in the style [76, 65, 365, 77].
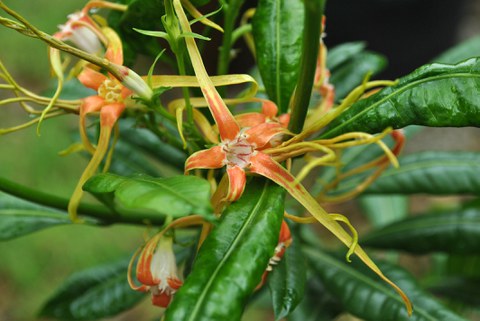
[98, 78, 123, 103]
[222, 132, 255, 168]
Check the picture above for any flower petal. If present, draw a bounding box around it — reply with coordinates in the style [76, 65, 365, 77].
[100, 102, 125, 128]
[136, 237, 160, 286]
[245, 123, 288, 149]
[261, 100, 278, 118]
[78, 67, 106, 90]
[226, 166, 246, 202]
[235, 112, 266, 128]
[151, 291, 172, 308]
[185, 146, 225, 171]
[249, 152, 412, 314]
[81, 95, 104, 115]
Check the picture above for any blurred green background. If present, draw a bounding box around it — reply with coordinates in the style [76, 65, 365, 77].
[0, 1, 159, 320]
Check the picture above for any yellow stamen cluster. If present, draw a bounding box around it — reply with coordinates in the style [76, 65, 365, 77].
[98, 78, 123, 103]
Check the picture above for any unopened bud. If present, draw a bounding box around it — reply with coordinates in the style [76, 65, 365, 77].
[118, 66, 153, 101]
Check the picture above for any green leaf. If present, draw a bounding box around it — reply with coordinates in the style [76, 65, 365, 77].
[305, 248, 468, 321]
[268, 229, 306, 320]
[286, 276, 340, 321]
[0, 192, 72, 241]
[165, 179, 285, 321]
[327, 41, 366, 71]
[362, 206, 480, 254]
[252, 0, 304, 113]
[359, 195, 408, 228]
[43, 78, 96, 100]
[83, 173, 213, 219]
[433, 35, 480, 64]
[322, 57, 480, 138]
[330, 51, 387, 101]
[119, 120, 187, 170]
[107, 139, 162, 177]
[366, 152, 480, 195]
[40, 259, 143, 320]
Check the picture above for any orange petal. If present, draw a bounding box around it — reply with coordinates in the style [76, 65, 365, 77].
[78, 68, 106, 90]
[235, 112, 266, 128]
[151, 291, 172, 308]
[249, 152, 413, 315]
[185, 146, 226, 171]
[226, 166, 246, 202]
[136, 238, 160, 286]
[278, 113, 291, 128]
[81, 95, 104, 115]
[245, 123, 287, 149]
[261, 100, 278, 118]
[103, 27, 124, 65]
[100, 103, 125, 128]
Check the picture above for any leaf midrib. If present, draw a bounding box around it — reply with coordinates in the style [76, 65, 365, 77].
[305, 248, 447, 321]
[187, 182, 270, 320]
[324, 72, 480, 137]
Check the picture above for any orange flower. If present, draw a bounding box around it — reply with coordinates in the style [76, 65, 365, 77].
[129, 235, 183, 308]
[67, 28, 132, 221]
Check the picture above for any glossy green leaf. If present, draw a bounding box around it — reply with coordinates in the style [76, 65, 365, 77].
[323, 58, 480, 138]
[119, 121, 187, 170]
[43, 78, 95, 100]
[107, 139, 161, 177]
[305, 248, 467, 321]
[330, 51, 387, 101]
[252, 0, 304, 113]
[165, 179, 285, 321]
[366, 152, 480, 195]
[268, 230, 306, 320]
[359, 195, 408, 228]
[0, 192, 72, 241]
[83, 173, 213, 218]
[39, 260, 143, 320]
[362, 206, 480, 254]
[327, 41, 366, 71]
[433, 35, 480, 64]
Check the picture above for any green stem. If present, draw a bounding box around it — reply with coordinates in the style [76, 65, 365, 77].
[217, 0, 245, 77]
[0, 177, 165, 225]
[177, 53, 194, 123]
[288, 0, 326, 134]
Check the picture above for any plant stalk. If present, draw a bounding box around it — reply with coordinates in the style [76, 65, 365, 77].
[288, 0, 326, 134]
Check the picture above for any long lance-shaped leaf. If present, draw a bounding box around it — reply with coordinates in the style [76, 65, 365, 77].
[173, 0, 240, 141]
[40, 259, 143, 320]
[0, 192, 76, 240]
[365, 152, 480, 195]
[305, 249, 467, 321]
[322, 57, 480, 138]
[165, 179, 285, 321]
[248, 152, 412, 314]
[362, 205, 480, 254]
[252, 0, 304, 113]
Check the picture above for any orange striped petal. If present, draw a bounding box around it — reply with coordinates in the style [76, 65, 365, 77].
[103, 27, 124, 65]
[235, 112, 266, 128]
[100, 103, 125, 128]
[78, 68, 106, 90]
[185, 146, 226, 171]
[249, 152, 412, 315]
[226, 165, 246, 202]
[245, 123, 287, 149]
[136, 238, 160, 286]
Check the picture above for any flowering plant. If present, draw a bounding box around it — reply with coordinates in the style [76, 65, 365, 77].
[1, 0, 480, 320]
